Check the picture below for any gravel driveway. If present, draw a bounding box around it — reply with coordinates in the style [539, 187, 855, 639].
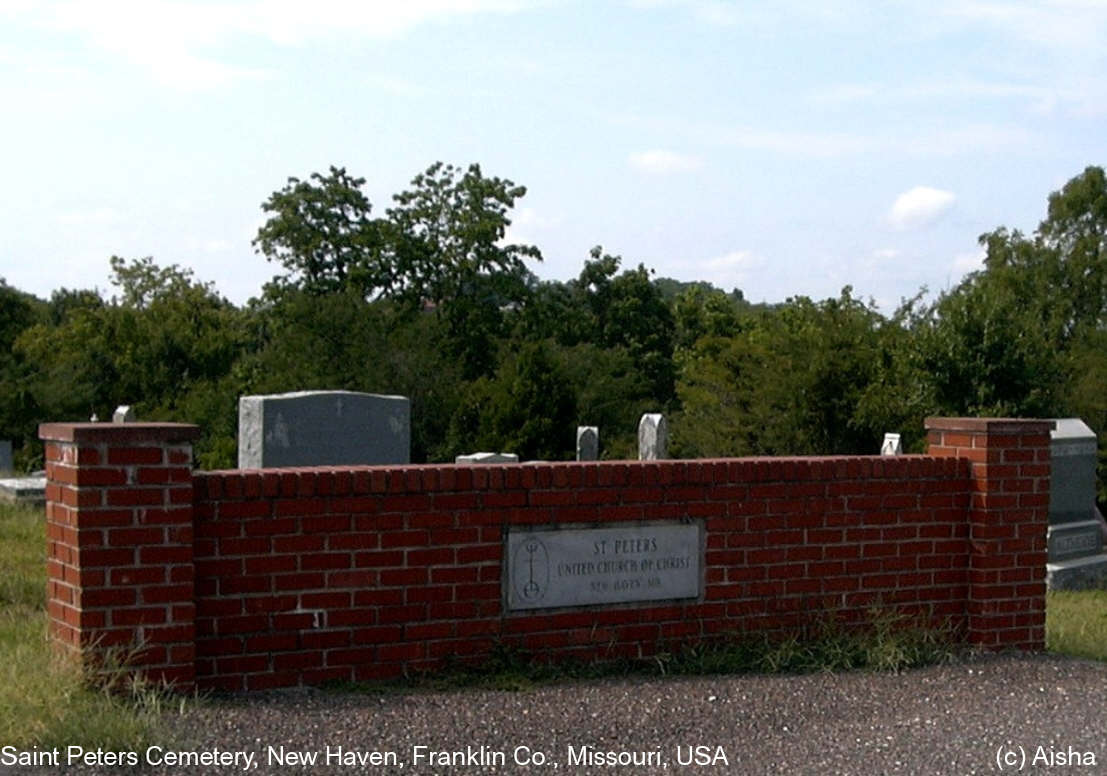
[15, 653, 1106, 776]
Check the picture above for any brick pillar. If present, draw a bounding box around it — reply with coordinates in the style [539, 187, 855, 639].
[925, 417, 1053, 650]
[39, 422, 200, 689]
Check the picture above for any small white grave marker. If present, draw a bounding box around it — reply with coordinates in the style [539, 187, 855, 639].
[881, 433, 902, 456]
[638, 413, 668, 460]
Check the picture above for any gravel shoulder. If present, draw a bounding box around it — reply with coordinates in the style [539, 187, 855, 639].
[18, 653, 1107, 776]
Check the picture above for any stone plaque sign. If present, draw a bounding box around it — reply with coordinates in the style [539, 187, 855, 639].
[506, 523, 701, 611]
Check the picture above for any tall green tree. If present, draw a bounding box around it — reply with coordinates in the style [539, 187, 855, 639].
[0, 281, 47, 468]
[673, 289, 890, 457]
[561, 247, 677, 404]
[255, 161, 541, 378]
[447, 341, 576, 460]
[387, 162, 540, 309]
[913, 166, 1107, 421]
[240, 287, 464, 463]
[16, 257, 247, 467]
[254, 166, 389, 298]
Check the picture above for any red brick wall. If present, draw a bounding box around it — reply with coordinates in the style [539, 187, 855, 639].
[926, 418, 1053, 649]
[41, 422, 199, 687]
[40, 417, 1053, 692]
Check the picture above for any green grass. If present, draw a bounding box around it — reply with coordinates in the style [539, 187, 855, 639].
[1046, 589, 1107, 661]
[0, 503, 184, 750]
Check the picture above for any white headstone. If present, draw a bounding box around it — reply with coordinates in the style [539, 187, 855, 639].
[113, 405, 136, 423]
[880, 433, 902, 456]
[576, 426, 599, 461]
[637, 413, 668, 460]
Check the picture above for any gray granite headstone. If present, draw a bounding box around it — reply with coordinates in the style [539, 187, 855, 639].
[1047, 418, 1107, 589]
[237, 390, 410, 469]
[576, 426, 599, 462]
[455, 452, 519, 464]
[0, 440, 11, 474]
[637, 413, 668, 460]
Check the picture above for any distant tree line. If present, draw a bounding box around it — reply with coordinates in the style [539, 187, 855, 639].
[2, 164, 1105, 498]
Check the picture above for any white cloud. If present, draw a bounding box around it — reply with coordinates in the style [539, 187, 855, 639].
[694, 1, 742, 25]
[615, 111, 1032, 159]
[628, 149, 702, 173]
[694, 249, 765, 288]
[18, 0, 538, 90]
[501, 207, 561, 248]
[703, 250, 754, 269]
[942, 1, 1107, 52]
[810, 83, 879, 106]
[810, 78, 1099, 118]
[365, 74, 427, 98]
[0, 0, 35, 12]
[951, 248, 985, 275]
[627, 0, 852, 29]
[872, 248, 901, 260]
[57, 207, 121, 226]
[42, 1, 270, 90]
[888, 186, 956, 230]
[246, 0, 539, 45]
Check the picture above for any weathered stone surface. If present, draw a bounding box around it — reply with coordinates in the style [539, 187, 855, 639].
[237, 390, 410, 469]
[1050, 418, 1098, 525]
[0, 476, 46, 505]
[1048, 519, 1105, 562]
[505, 523, 702, 610]
[455, 452, 519, 464]
[576, 426, 599, 461]
[637, 413, 668, 460]
[1047, 555, 1107, 590]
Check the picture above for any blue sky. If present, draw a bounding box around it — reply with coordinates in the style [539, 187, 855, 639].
[1, 0, 1104, 311]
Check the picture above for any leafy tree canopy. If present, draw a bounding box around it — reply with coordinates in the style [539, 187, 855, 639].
[254, 162, 540, 310]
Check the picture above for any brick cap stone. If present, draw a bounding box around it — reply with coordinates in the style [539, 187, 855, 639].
[39, 422, 201, 444]
[924, 417, 1056, 434]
